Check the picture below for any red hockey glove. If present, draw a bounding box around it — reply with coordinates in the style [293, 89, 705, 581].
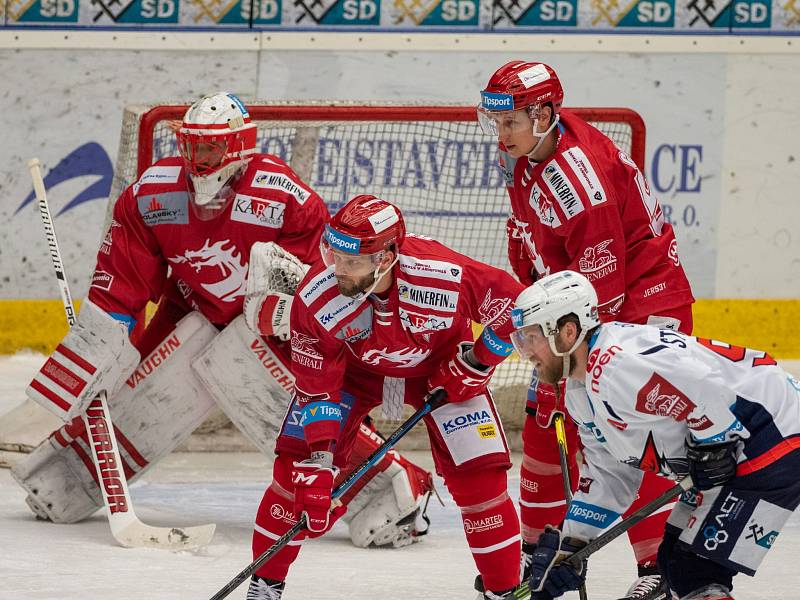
[532, 379, 567, 428]
[292, 452, 344, 536]
[429, 342, 494, 403]
[506, 218, 536, 285]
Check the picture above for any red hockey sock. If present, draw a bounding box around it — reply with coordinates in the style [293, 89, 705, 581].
[252, 455, 306, 582]
[519, 414, 579, 543]
[447, 467, 521, 593]
[626, 471, 675, 565]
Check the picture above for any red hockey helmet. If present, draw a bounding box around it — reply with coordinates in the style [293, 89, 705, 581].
[478, 61, 564, 135]
[323, 195, 406, 258]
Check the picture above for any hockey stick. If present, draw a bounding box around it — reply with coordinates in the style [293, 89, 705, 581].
[28, 158, 215, 550]
[208, 388, 447, 600]
[553, 412, 589, 600]
[513, 476, 694, 599]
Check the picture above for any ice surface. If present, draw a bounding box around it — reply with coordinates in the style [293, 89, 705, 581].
[1, 353, 799, 599]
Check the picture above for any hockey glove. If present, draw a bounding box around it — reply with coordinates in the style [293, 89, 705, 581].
[506, 218, 536, 285]
[292, 452, 344, 536]
[531, 378, 566, 429]
[686, 437, 741, 491]
[428, 342, 494, 403]
[245, 291, 293, 341]
[529, 526, 588, 598]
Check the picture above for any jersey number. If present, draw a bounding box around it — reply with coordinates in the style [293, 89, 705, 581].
[695, 338, 777, 367]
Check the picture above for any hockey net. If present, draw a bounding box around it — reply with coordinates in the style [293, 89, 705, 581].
[109, 101, 645, 449]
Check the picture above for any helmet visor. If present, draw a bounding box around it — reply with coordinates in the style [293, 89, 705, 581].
[477, 105, 535, 137]
[510, 324, 549, 361]
[320, 229, 385, 275]
[176, 132, 230, 177]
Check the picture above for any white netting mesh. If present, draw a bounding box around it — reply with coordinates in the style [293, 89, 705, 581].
[109, 101, 643, 447]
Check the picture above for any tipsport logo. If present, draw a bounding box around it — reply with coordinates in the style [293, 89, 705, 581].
[492, 0, 577, 27]
[392, 0, 480, 26]
[685, 0, 771, 28]
[89, 0, 179, 23]
[293, 0, 380, 25]
[6, 0, 78, 22]
[188, 0, 280, 24]
[590, 0, 674, 27]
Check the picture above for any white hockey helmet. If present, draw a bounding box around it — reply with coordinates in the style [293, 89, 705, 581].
[176, 92, 257, 209]
[510, 270, 600, 359]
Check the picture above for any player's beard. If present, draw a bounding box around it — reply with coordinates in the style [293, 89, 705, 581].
[538, 353, 574, 385]
[336, 272, 376, 297]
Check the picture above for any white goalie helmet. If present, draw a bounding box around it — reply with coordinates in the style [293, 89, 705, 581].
[510, 270, 600, 359]
[176, 92, 257, 210]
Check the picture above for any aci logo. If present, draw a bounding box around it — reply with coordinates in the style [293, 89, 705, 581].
[189, 0, 281, 25]
[492, 0, 577, 26]
[90, 0, 179, 23]
[591, 0, 674, 27]
[294, 0, 380, 24]
[7, 0, 78, 22]
[687, 0, 770, 27]
[393, 0, 480, 25]
[16, 142, 113, 217]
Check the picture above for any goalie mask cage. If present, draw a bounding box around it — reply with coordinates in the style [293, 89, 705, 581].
[109, 101, 646, 444]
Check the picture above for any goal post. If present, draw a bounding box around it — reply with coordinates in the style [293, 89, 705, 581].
[108, 101, 646, 447]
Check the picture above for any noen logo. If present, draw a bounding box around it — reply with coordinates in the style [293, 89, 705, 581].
[480, 91, 514, 111]
[325, 225, 361, 254]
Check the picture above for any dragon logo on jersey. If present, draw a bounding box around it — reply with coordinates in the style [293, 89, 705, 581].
[478, 289, 512, 328]
[168, 239, 247, 302]
[361, 346, 431, 368]
[636, 373, 696, 422]
[578, 239, 617, 281]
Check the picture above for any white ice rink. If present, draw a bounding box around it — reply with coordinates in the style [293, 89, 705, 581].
[2, 353, 799, 600]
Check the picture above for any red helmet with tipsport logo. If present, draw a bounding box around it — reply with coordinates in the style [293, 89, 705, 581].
[324, 195, 406, 256]
[480, 61, 564, 115]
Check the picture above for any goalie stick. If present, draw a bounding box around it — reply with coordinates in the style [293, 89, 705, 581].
[513, 476, 694, 599]
[208, 388, 447, 600]
[27, 157, 215, 550]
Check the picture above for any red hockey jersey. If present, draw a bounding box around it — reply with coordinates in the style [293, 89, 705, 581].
[290, 235, 524, 444]
[87, 155, 329, 328]
[501, 109, 694, 323]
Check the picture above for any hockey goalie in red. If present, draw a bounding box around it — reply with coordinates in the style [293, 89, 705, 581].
[247, 195, 525, 600]
[478, 61, 695, 600]
[16, 93, 433, 552]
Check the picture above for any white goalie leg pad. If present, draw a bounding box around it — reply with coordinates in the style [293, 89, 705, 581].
[191, 314, 295, 455]
[12, 312, 218, 523]
[344, 466, 428, 548]
[27, 299, 140, 421]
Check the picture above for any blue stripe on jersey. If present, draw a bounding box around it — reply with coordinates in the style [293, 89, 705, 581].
[481, 326, 514, 357]
[692, 418, 745, 444]
[566, 500, 620, 529]
[300, 401, 343, 427]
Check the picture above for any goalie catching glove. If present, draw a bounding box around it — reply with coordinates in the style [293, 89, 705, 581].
[244, 242, 309, 341]
[292, 451, 346, 536]
[528, 526, 588, 598]
[428, 342, 494, 403]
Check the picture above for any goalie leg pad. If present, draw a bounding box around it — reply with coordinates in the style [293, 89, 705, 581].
[341, 420, 434, 548]
[12, 312, 219, 523]
[191, 315, 295, 456]
[26, 299, 140, 421]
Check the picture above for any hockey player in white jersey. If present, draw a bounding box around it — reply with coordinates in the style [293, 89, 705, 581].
[510, 270, 800, 600]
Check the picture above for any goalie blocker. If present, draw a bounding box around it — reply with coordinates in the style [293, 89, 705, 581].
[14, 306, 433, 549]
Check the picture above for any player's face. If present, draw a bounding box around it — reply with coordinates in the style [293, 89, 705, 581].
[512, 324, 562, 383]
[493, 110, 537, 158]
[329, 250, 383, 297]
[192, 141, 227, 173]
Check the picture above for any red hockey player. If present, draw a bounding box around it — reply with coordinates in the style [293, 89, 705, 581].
[247, 194, 525, 599]
[477, 61, 695, 600]
[14, 93, 433, 551]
